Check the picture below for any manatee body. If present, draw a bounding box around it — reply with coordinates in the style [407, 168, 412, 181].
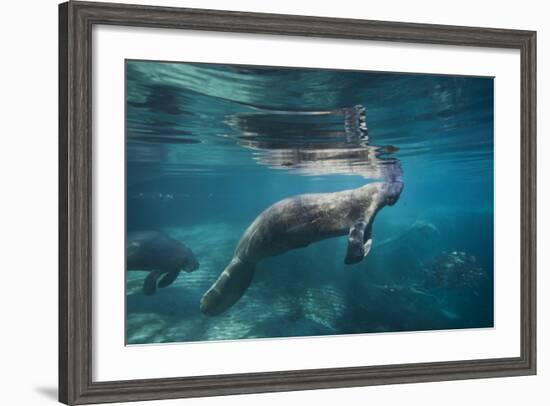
[127, 231, 199, 295]
[200, 181, 403, 315]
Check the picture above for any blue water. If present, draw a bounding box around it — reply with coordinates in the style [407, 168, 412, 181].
[125, 60, 494, 344]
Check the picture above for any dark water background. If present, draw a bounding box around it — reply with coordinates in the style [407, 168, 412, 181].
[125, 60, 494, 344]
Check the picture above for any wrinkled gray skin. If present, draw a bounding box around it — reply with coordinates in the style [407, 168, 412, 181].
[200, 181, 403, 315]
[127, 231, 200, 295]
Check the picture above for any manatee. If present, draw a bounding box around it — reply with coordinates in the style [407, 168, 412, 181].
[200, 181, 403, 315]
[127, 231, 199, 295]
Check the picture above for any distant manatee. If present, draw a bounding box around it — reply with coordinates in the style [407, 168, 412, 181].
[127, 231, 199, 295]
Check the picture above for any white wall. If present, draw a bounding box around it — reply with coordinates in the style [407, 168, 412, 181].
[0, 0, 546, 405]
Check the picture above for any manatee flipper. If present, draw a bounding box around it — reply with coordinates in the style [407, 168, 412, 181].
[200, 257, 256, 316]
[143, 270, 161, 296]
[344, 221, 372, 265]
[158, 269, 181, 288]
[363, 238, 372, 257]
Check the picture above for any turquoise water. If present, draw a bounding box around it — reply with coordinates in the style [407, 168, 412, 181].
[125, 60, 494, 344]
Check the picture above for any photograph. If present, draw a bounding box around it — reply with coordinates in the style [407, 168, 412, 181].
[0, 0, 543, 404]
[125, 60, 495, 344]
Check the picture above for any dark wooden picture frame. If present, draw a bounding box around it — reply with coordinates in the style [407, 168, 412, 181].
[59, 1, 536, 404]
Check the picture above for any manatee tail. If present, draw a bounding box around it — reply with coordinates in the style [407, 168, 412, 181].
[200, 257, 256, 316]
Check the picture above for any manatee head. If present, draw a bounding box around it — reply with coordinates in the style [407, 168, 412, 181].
[380, 180, 403, 206]
[181, 249, 200, 272]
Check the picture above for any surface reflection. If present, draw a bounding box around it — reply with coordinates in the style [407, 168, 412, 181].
[228, 104, 401, 181]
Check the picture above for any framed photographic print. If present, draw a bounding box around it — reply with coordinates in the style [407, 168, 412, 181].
[59, 1, 536, 404]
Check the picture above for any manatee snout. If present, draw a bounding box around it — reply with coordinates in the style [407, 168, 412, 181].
[382, 181, 403, 206]
[183, 255, 200, 272]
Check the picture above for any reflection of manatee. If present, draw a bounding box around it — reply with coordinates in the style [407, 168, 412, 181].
[229, 105, 401, 181]
[200, 181, 403, 316]
[127, 231, 200, 295]
[251, 146, 400, 180]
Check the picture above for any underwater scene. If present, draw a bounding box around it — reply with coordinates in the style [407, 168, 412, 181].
[126, 60, 494, 345]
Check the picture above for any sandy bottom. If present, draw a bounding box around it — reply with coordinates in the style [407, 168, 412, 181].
[126, 222, 354, 344]
[126, 220, 491, 345]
